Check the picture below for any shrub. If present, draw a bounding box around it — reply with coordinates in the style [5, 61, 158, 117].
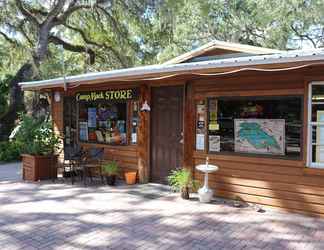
[15, 114, 60, 156]
[0, 141, 21, 162]
[167, 168, 199, 192]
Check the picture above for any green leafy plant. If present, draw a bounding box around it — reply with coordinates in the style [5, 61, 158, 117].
[102, 161, 119, 176]
[0, 141, 21, 162]
[15, 114, 60, 156]
[167, 168, 199, 192]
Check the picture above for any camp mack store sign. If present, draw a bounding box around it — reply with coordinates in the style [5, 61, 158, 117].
[76, 89, 139, 102]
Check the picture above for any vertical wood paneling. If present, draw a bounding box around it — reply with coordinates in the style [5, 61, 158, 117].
[138, 84, 150, 183]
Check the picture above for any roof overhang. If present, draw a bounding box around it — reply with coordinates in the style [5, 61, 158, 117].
[19, 49, 324, 91]
[163, 40, 282, 65]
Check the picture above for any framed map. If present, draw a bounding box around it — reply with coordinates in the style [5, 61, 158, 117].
[234, 119, 285, 155]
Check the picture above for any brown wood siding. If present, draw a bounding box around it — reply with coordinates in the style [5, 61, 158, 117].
[190, 71, 324, 216]
[80, 143, 138, 176]
[50, 84, 142, 178]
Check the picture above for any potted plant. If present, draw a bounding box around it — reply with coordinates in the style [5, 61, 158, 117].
[102, 161, 119, 186]
[15, 114, 60, 181]
[167, 168, 199, 200]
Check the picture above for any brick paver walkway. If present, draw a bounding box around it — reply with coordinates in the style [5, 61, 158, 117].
[1, 164, 324, 250]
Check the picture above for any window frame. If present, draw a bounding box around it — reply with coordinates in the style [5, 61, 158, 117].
[196, 95, 304, 160]
[76, 99, 139, 146]
[307, 81, 324, 168]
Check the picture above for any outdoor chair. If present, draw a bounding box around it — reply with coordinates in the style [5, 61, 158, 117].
[80, 147, 105, 186]
[53, 145, 85, 184]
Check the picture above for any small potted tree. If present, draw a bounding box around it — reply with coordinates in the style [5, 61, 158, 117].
[167, 168, 199, 200]
[16, 114, 60, 181]
[102, 161, 119, 186]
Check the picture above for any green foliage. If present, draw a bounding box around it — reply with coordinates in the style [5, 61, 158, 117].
[102, 161, 119, 176]
[0, 141, 21, 162]
[167, 168, 199, 192]
[0, 75, 11, 115]
[15, 114, 60, 156]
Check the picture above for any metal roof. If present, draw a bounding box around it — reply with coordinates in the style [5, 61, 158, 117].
[163, 40, 282, 65]
[19, 48, 324, 91]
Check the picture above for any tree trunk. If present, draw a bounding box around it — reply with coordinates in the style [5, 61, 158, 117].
[0, 63, 33, 141]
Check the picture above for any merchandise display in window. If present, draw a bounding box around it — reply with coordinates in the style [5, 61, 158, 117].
[203, 96, 302, 159]
[76, 89, 139, 145]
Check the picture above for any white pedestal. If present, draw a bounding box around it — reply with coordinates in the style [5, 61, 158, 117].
[196, 163, 218, 203]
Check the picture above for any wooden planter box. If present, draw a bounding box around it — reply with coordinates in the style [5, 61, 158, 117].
[22, 154, 58, 181]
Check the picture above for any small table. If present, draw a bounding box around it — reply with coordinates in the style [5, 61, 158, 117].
[196, 162, 219, 203]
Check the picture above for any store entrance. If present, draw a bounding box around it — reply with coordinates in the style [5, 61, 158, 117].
[150, 86, 184, 184]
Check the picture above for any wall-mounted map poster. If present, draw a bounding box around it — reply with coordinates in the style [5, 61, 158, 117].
[234, 119, 285, 155]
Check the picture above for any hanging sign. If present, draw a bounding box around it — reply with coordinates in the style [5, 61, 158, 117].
[76, 88, 139, 102]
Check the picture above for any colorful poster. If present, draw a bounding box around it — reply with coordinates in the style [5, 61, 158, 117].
[209, 135, 220, 152]
[234, 119, 285, 155]
[79, 122, 88, 141]
[196, 134, 205, 150]
[88, 108, 97, 128]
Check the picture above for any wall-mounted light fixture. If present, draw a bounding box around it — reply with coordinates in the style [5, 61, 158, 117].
[140, 100, 151, 112]
[54, 91, 61, 102]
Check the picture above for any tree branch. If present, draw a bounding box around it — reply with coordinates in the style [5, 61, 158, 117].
[0, 31, 18, 45]
[54, 1, 92, 25]
[43, 0, 66, 26]
[48, 35, 95, 64]
[15, 0, 39, 25]
[63, 23, 128, 67]
[291, 24, 317, 48]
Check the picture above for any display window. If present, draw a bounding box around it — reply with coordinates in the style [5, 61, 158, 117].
[196, 95, 303, 159]
[308, 82, 324, 168]
[77, 89, 139, 146]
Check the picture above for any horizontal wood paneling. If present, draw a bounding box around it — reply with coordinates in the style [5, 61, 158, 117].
[80, 143, 139, 174]
[190, 72, 324, 216]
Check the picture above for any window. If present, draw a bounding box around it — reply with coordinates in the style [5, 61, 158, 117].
[77, 89, 139, 145]
[308, 82, 324, 168]
[196, 96, 303, 159]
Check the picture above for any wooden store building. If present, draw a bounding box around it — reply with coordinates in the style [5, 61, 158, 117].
[20, 40, 324, 216]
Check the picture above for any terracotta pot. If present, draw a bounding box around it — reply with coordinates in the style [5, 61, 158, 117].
[124, 171, 137, 185]
[181, 187, 190, 200]
[106, 175, 116, 186]
[21, 154, 58, 181]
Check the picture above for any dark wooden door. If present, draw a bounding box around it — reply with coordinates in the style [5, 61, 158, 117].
[151, 86, 184, 183]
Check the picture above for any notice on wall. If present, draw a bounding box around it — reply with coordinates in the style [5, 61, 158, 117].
[209, 122, 219, 131]
[196, 134, 205, 150]
[79, 122, 88, 141]
[132, 133, 137, 144]
[234, 119, 285, 155]
[197, 121, 205, 129]
[88, 108, 97, 128]
[209, 135, 220, 152]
